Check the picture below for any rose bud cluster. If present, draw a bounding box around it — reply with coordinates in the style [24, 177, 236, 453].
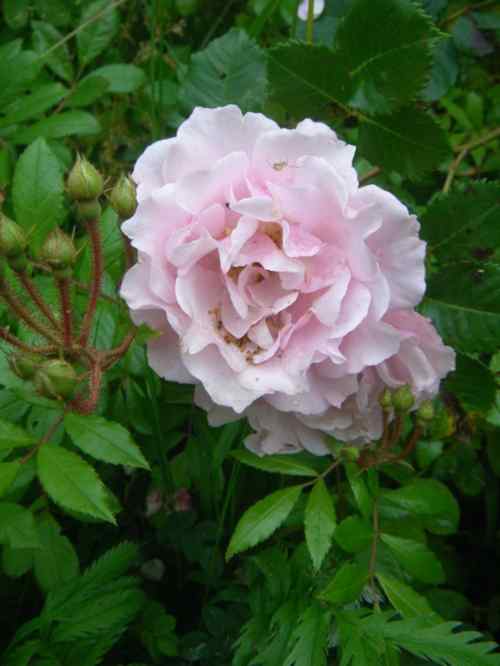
[120, 105, 455, 456]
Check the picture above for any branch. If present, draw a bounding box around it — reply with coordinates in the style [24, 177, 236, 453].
[443, 126, 500, 193]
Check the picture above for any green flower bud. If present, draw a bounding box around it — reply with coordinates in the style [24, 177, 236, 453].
[416, 400, 435, 424]
[342, 446, 360, 462]
[392, 385, 415, 413]
[10, 352, 41, 380]
[109, 176, 137, 219]
[0, 214, 27, 257]
[378, 388, 393, 411]
[67, 157, 103, 202]
[76, 199, 102, 223]
[40, 230, 76, 273]
[35, 359, 78, 400]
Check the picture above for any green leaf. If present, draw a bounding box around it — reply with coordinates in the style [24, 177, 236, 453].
[77, 0, 120, 69]
[2, 544, 34, 578]
[268, 41, 352, 118]
[319, 562, 368, 605]
[334, 0, 438, 114]
[0, 502, 40, 549]
[445, 353, 496, 412]
[2, 640, 40, 666]
[180, 29, 267, 112]
[140, 600, 179, 660]
[232, 449, 318, 477]
[379, 479, 459, 535]
[345, 462, 374, 519]
[0, 47, 40, 106]
[37, 444, 117, 523]
[4, 0, 30, 30]
[304, 479, 337, 570]
[66, 76, 109, 108]
[226, 485, 302, 560]
[284, 602, 332, 666]
[92, 64, 146, 93]
[359, 108, 449, 179]
[381, 533, 445, 584]
[0, 418, 35, 450]
[422, 39, 459, 102]
[64, 413, 150, 470]
[334, 515, 373, 553]
[33, 514, 79, 592]
[12, 110, 101, 144]
[421, 262, 500, 353]
[0, 461, 21, 496]
[32, 20, 74, 82]
[377, 572, 439, 619]
[81, 542, 139, 588]
[421, 182, 500, 263]
[12, 138, 64, 251]
[0, 83, 68, 128]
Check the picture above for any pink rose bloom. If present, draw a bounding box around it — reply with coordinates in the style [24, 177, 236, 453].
[120, 105, 454, 455]
[297, 0, 325, 21]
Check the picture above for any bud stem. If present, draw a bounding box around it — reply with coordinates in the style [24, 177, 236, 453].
[392, 425, 423, 462]
[79, 220, 102, 346]
[57, 277, 73, 348]
[70, 360, 102, 414]
[18, 273, 61, 330]
[103, 330, 135, 368]
[0, 282, 61, 345]
[389, 414, 403, 447]
[381, 411, 390, 449]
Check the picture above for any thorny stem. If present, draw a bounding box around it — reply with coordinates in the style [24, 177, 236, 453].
[0, 327, 56, 354]
[18, 273, 60, 330]
[360, 166, 382, 184]
[393, 425, 423, 462]
[0, 282, 61, 345]
[70, 361, 103, 414]
[443, 126, 500, 193]
[57, 278, 73, 348]
[102, 330, 136, 368]
[79, 220, 103, 346]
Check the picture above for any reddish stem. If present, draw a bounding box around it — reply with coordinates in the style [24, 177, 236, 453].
[102, 330, 135, 367]
[0, 327, 56, 354]
[19, 273, 61, 330]
[392, 425, 423, 463]
[0, 282, 61, 345]
[57, 278, 73, 348]
[70, 361, 102, 414]
[79, 220, 102, 346]
[381, 410, 390, 449]
[123, 234, 135, 269]
[389, 414, 403, 448]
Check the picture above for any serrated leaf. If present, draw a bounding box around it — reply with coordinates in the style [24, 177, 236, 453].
[0, 461, 21, 496]
[334, 0, 438, 114]
[77, 0, 120, 69]
[0, 48, 40, 106]
[66, 76, 109, 108]
[334, 515, 373, 553]
[226, 485, 302, 560]
[379, 479, 459, 535]
[0, 418, 35, 451]
[37, 444, 116, 523]
[12, 110, 100, 144]
[377, 572, 439, 619]
[268, 41, 352, 118]
[304, 479, 337, 570]
[0, 83, 68, 128]
[33, 515, 79, 593]
[0, 502, 40, 549]
[421, 182, 500, 263]
[381, 533, 445, 584]
[284, 602, 332, 666]
[12, 138, 64, 251]
[81, 542, 139, 589]
[2, 640, 40, 666]
[92, 64, 146, 93]
[64, 413, 150, 470]
[32, 20, 74, 82]
[421, 262, 500, 353]
[232, 449, 317, 477]
[359, 108, 450, 179]
[4, 0, 30, 29]
[319, 562, 368, 605]
[180, 29, 267, 112]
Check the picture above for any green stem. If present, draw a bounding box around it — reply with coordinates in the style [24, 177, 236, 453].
[306, 0, 315, 44]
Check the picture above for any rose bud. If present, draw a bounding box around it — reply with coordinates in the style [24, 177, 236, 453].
[378, 388, 393, 411]
[0, 214, 27, 258]
[10, 352, 41, 380]
[416, 400, 435, 425]
[145, 488, 163, 518]
[67, 157, 103, 202]
[392, 385, 415, 413]
[75, 200, 102, 223]
[173, 488, 192, 512]
[109, 176, 137, 219]
[35, 359, 78, 400]
[140, 558, 165, 582]
[40, 229, 76, 277]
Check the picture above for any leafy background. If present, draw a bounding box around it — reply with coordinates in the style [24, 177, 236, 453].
[0, 0, 499, 664]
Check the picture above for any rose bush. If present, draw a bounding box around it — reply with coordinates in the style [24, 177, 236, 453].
[120, 105, 454, 454]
